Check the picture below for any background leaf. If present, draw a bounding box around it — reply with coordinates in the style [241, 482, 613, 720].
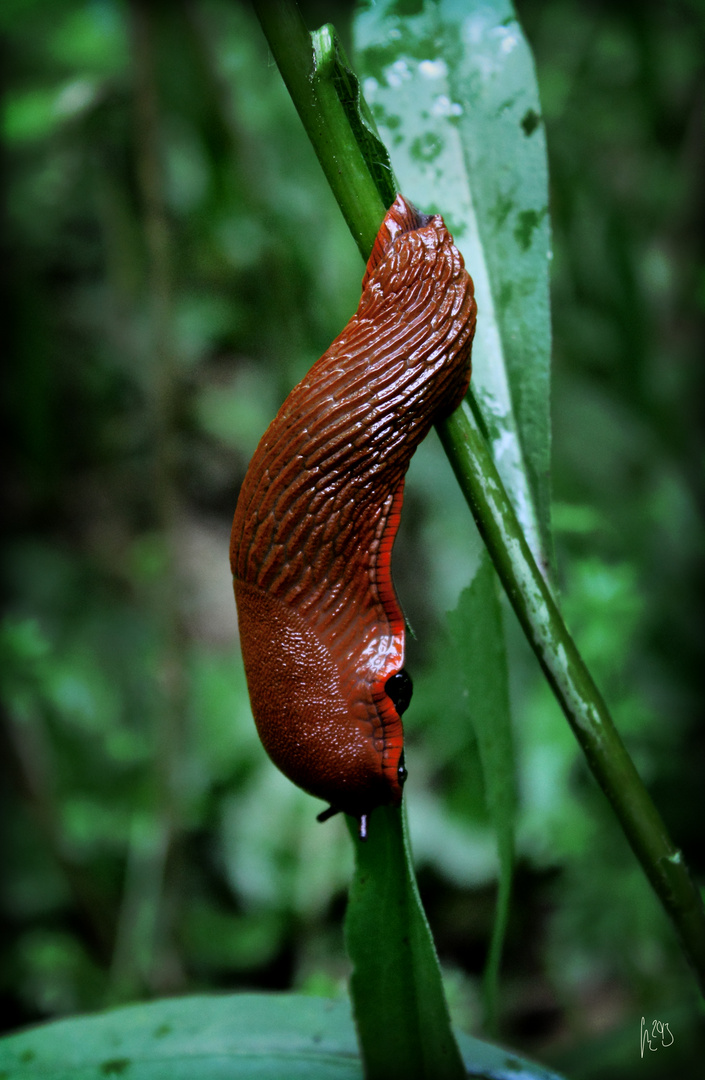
[447, 553, 516, 1033]
[354, 0, 553, 575]
[353, 1, 541, 1032]
[0, 992, 568, 1080]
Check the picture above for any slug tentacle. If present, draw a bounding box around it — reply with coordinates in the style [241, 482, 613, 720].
[230, 194, 476, 827]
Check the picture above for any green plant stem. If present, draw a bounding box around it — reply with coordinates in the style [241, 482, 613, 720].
[438, 402, 705, 992]
[252, 0, 705, 995]
[253, 1, 388, 257]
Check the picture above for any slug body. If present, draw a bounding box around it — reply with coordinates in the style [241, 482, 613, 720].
[230, 194, 476, 830]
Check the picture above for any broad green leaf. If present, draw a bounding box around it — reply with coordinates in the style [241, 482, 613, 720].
[345, 805, 466, 1079]
[447, 553, 517, 1033]
[0, 992, 568, 1080]
[354, 0, 553, 576]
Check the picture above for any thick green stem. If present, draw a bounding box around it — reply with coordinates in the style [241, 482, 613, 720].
[252, 0, 705, 995]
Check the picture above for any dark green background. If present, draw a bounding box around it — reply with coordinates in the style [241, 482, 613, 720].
[1, 1, 703, 1077]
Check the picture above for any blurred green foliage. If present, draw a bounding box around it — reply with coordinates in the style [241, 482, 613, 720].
[1, 0, 703, 1076]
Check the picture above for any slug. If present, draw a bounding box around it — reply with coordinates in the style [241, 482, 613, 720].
[230, 194, 476, 838]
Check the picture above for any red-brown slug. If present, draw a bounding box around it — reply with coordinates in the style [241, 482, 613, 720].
[230, 194, 476, 837]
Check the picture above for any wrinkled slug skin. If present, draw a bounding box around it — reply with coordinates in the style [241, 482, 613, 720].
[230, 194, 476, 823]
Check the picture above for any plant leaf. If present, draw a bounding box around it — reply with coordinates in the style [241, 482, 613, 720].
[0, 994, 360, 1080]
[345, 805, 466, 1079]
[354, 0, 553, 576]
[0, 992, 568, 1080]
[447, 552, 517, 1033]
